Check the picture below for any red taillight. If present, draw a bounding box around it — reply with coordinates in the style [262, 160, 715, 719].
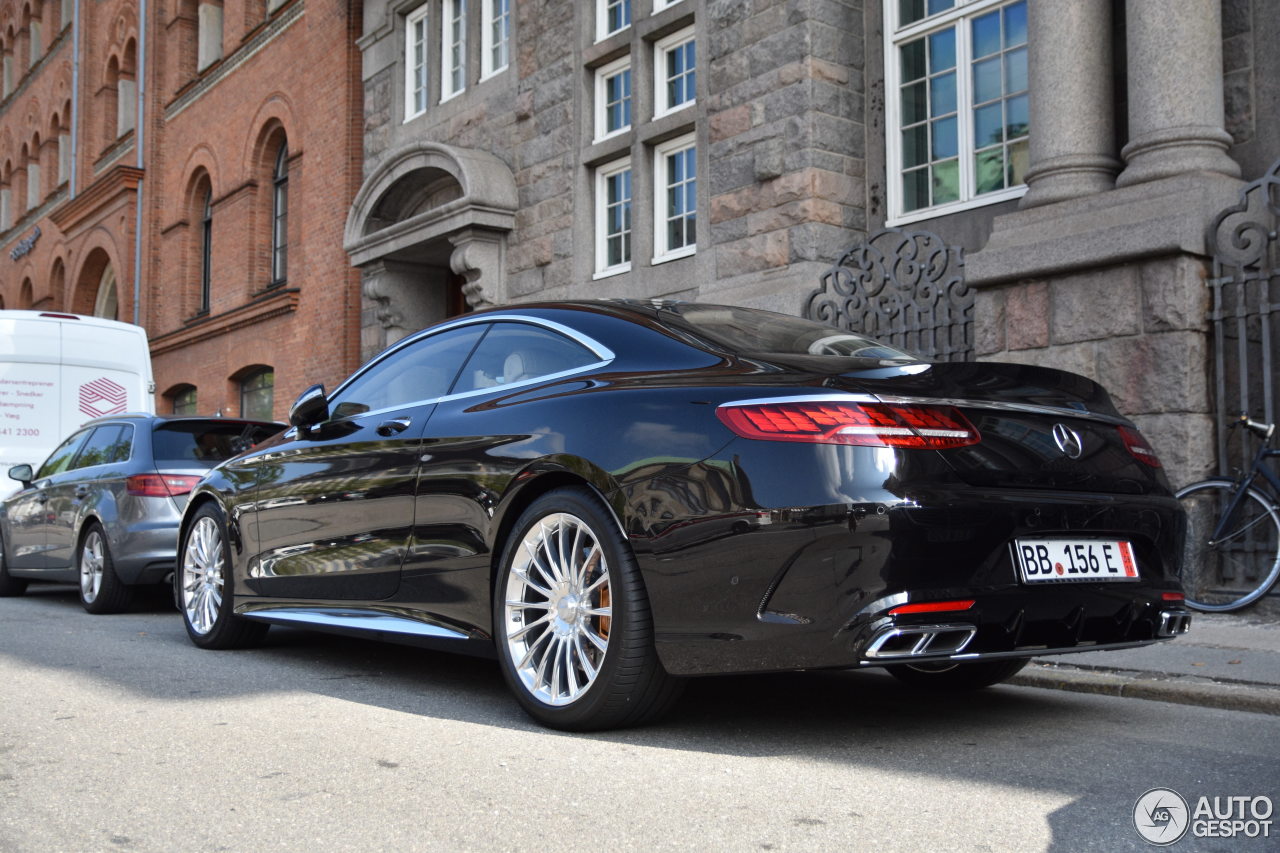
[1118, 426, 1162, 468]
[716, 400, 980, 449]
[1162, 592, 1185, 602]
[126, 474, 202, 497]
[889, 599, 976, 615]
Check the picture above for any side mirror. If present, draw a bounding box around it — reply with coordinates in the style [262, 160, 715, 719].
[289, 384, 328, 428]
[8, 464, 33, 485]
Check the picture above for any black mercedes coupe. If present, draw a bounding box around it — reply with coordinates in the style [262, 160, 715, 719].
[176, 301, 1189, 730]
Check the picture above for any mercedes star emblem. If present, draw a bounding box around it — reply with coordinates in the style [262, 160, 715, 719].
[1052, 423, 1084, 459]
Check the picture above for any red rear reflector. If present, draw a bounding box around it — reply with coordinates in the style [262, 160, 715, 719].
[889, 599, 976, 615]
[1118, 426, 1162, 468]
[127, 474, 202, 497]
[1162, 592, 1185, 602]
[716, 401, 980, 449]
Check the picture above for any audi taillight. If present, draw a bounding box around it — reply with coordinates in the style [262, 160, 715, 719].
[127, 474, 202, 497]
[1118, 426, 1162, 468]
[716, 400, 981, 449]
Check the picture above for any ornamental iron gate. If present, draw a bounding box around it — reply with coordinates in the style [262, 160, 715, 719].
[1207, 158, 1280, 477]
[804, 227, 972, 361]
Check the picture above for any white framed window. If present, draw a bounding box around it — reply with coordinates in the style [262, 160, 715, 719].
[404, 4, 430, 120]
[652, 0, 683, 12]
[653, 133, 696, 263]
[596, 0, 631, 41]
[480, 0, 510, 79]
[593, 56, 632, 142]
[441, 0, 466, 101]
[654, 26, 695, 118]
[594, 157, 632, 277]
[885, 0, 1028, 224]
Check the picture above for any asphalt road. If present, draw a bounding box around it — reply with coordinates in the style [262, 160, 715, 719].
[2, 584, 1277, 853]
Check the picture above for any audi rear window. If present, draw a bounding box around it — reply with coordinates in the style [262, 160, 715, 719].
[654, 304, 920, 361]
[152, 422, 281, 466]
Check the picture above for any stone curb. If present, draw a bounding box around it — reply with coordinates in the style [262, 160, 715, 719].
[1009, 665, 1280, 717]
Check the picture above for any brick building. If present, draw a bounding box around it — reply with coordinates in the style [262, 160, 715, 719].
[1, 0, 1276, 491]
[0, 0, 364, 421]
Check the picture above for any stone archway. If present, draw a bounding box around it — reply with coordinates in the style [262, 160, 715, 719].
[345, 142, 517, 360]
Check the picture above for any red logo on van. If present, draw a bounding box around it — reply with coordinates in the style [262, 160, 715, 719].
[79, 377, 128, 417]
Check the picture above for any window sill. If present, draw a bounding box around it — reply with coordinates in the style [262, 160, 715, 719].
[593, 263, 632, 280]
[886, 185, 1026, 227]
[653, 100, 694, 123]
[652, 246, 695, 265]
[592, 126, 631, 146]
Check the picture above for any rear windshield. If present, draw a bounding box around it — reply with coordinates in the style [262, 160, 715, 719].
[152, 422, 280, 467]
[654, 304, 920, 361]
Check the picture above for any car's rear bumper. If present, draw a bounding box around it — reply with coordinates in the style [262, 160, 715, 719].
[109, 520, 180, 584]
[628, 455, 1186, 677]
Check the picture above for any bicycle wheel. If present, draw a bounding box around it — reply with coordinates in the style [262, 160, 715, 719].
[1176, 479, 1280, 612]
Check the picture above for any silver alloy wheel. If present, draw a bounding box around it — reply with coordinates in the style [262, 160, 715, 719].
[503, 512, 612, 706]
[182, 516, 225, 635]
[79, 530, 105, 603]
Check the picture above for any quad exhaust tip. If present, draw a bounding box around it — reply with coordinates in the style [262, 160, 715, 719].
[1158, 610, 1191, 638]
[864, 623, 977, 659]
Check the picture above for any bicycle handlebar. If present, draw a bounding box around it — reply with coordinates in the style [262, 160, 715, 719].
[1235, 412, 1277, 440]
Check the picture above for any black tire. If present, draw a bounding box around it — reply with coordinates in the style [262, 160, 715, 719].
[179, 502, 269, 649]
[78, 522, 135, 614]
[887, 658, 1029, 690]
[493, 486, 683, 731]
[0, 530, 27, 597]
[1176, 479, 1280, 612]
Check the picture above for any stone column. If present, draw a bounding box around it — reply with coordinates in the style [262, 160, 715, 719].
[1019, 0, 1119, 208]
[1116, 0, 1240, 187]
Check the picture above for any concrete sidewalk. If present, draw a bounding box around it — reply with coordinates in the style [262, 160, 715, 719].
[1010, 612, 1280, 715]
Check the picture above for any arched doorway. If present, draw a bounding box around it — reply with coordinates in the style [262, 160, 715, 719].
[345, 142, 517, 361]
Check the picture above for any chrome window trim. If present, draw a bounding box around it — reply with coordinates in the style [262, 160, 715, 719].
[322, 315, 616, 424]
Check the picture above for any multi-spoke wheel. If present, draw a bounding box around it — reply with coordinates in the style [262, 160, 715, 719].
[179, 503, 268, 649]
[0, 530, 26, 597]
[887, 658, 1028, 690]
[77, 523, 133, 614]
[494, 487, 681, 730]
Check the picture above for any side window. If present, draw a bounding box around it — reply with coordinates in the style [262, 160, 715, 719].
[453, 322, 599, 394]
[74, 425, 133, 468]
[36, 429, 92, 479]
[330, 324, 487, 419]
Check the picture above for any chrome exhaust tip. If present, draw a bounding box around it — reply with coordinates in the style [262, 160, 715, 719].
[864, 623, 978, 659]
[1157, 610, 1191, 638]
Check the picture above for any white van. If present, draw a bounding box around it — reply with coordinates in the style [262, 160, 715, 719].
[0, 311, 155, 495]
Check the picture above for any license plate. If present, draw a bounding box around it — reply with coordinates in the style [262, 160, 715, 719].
[1013, 539, 1140, 583]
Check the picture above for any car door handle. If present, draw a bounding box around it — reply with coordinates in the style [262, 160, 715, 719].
[376, 417, 412, 436]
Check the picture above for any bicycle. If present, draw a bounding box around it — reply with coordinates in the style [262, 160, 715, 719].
[1175, 414, 1280, 612]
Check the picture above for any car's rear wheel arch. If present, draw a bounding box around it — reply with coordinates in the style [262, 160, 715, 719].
[488, 468, 629, 612]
